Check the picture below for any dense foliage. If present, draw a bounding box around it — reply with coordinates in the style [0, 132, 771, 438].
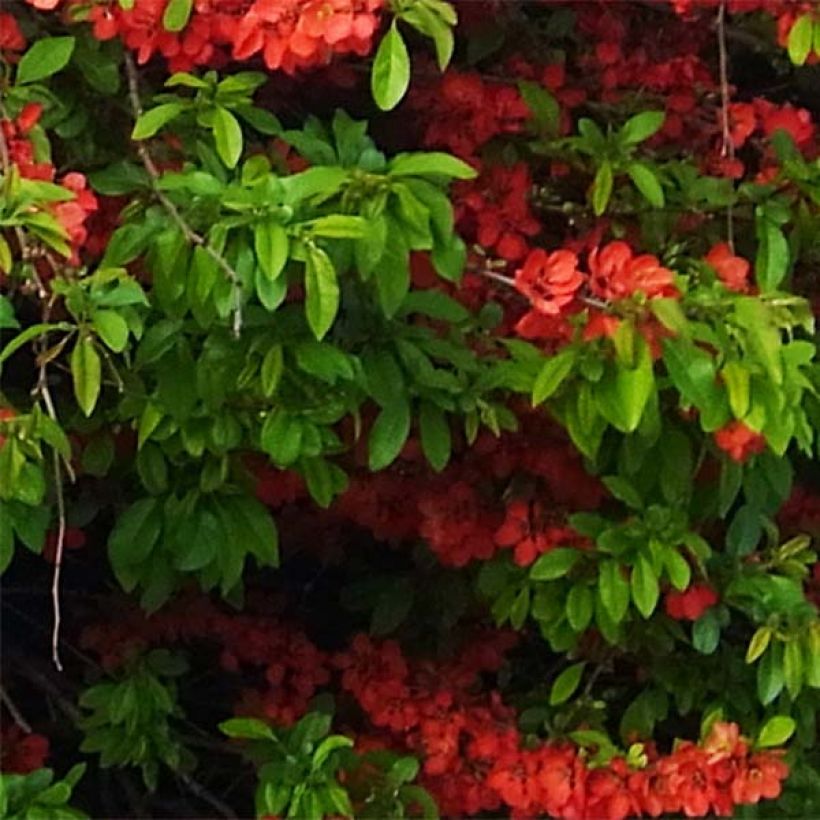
[2, 0, 820, 817]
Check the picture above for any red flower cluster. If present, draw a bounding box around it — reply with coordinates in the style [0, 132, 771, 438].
[0, 11, 26, 54]
[455, 163, 541, 262]
[714, 420, 767, 463]
[664, 583, 719, 621]
[78, 595, 790, 819]
[1, 104, 98, 265]
[412, 71, 530, 162]
[705, 243, 751, 292]
[78, 0, 383, 73]
[513, 242, 677, 340]
[494, 499, 584, 567]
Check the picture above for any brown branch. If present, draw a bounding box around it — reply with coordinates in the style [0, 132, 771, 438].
[176, 771, 238, 819]
[716, 0, 736, 252]
[123, 52, 243, 337]
[0, 684, 32, 733]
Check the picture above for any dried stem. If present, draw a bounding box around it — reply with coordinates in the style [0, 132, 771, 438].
[716, 0, 736, 252]
[0, 684, 32, 733]
[123, 53, 243, 337]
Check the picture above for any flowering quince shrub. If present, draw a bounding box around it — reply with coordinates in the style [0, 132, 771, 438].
[2, 0, 820, 817]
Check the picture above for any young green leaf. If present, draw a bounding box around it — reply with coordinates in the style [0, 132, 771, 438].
[162, 0, 193, 32]
[304, 245, 340, 340]
[787, 14, 813, 65]
[757, 716, 796, 748]
[630, 555, 659, 618]
[254, 219, 289, 280]
[371, 22, 411, 111]
[620, 111, 665, 145]
[92, 310, 129, 353]
[626, 162, 665, 207]
[71, 336, 102, 417]
[533, 348, 576, 405]
[530, 547, 581, 581]
[132, 103, 185, 140]
[755, 216, 789, 293]
[591, 161, 613, 216]
[598, 560, 630, 623]
[388, 152, 477, 180]
[549, 662, 585, 706]
[368, 396, 411, 471]
[213, 106, 243, 168]
[17, 37, 76, 85]
[419, 401, 451, 472]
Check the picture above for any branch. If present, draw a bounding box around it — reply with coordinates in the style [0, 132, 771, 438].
[0, 684, 32, 733]
[123, 53, 244, 337]
[717, 0, 736, 252]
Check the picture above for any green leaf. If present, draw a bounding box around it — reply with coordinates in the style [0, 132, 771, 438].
[131, 103, 185, 140]
[0, 236, 13, 277]
[598, 560, 629, 623]
[758, 716, 796, 748]
[162, 0, 193, 31]
[261, 345, 284, 397]
[783, 638, 804, 699]
[726, 505, 762, 557]
[71, 336, 101, 417]
[213, 107, 243, 168]
[388, 151, 477, 180]
[549, 662, 586, 706]
[692, 609, 720, 654]
[533, 348, 576, 405]
[375, 218, 410, 318]
[108, 498, 162, 578]
[758, 643, 785, 705]
[746, 626, 772, 664]
[368, 396, 411, 471]
[787, 14, 813, 65]
[755, 216, 789, 292]
[92, 310, 129, 353]
[662, 337, 726, 429]
[620, 111, 665, 145]
[306, 215, 367, 239]
[518, 80, 560, 136]
[530, 547, 581, 581]
[254, 219, 289, 280]
[626, 162, 665, 207]
[595, 341, 654, 433]
[663, 547, 691, 592]
[419, 401, 451, 472]
[17, 37, 76, 85]
[371, 22, 411, 112]
[591, 161, 613, 216]
[0, 514, 13, 574]
[304, 245, 339, 340]
[219, 717, 275, 740]
[630, 555, 659, 618]
[566, 584, 593, 632]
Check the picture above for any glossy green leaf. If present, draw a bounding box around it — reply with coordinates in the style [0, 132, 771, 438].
[17, 37, 76, 85]
[549, 662, 585, 706]
[162, 0, 193, 31]
[71, 336, 102, 417]
[371, 22, 411, 112]
[213, 106, 243, 168]
[368, 397, 411, 471]
[304, 245, 339, 340]
[531, 547, 581, 581]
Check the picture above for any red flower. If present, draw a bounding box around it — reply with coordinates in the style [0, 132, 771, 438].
[0, 12, 26, 54]
[714, 420, 766, 462]
[664, 583, 719, 621]
[588, 241, 677, 301]
[1, 726, 49, 773]
[730, 753, 789, 804]
[514, 248, 584, 315]
[705, 243, 750, 292]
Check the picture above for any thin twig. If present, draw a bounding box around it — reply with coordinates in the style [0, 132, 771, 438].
[123, 52, 244, 337]
[176, 771, 238, 819]
[469, 262, 611, 311]
[716, 0, 736, 252]
[0, 684, 32, 733]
